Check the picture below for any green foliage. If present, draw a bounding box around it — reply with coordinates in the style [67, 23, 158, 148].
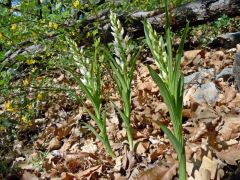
[189, 15, 240, 47]
[213, 15, 231, 30]
[28, 151, 48, 170]
[144, 0, 189, 179]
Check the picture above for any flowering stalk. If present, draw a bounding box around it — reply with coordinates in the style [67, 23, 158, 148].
[62, 37, 115, 158]
[144, 0, 189, 179]
[104, 11, 141, 151]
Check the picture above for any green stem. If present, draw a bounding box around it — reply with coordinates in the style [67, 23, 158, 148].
[126, 126, 133, 151]
[178, 145, 186, 180]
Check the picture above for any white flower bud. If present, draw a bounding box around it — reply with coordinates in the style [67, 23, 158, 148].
[81, 78, 87, 85]
[80, 66, 87, 75]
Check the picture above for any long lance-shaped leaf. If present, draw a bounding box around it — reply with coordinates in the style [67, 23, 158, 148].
[148, 66, 179, 134]
[114, 104, 131, 127]
[122, 88, 131, 117]
[62, 66, 99, 108]
[161, 124, 186, 179]
[164, 0, 173, 86]
[160, 124, 183, 157]
[85, 108, 103, 131]
[81, 122, 102, 141]
[104, 50, 128, 92]
[177, 74, 184, 117]
[101, 111, 107, 139]
[128, 46, 143, 83]
[175, 22, 189, 66]
[174, 22, 189, 100]
[110, 61, 128, 92]
[73, 75, 101, 115]
[175, 74, 184, 143]
[67, 90, 103, 130]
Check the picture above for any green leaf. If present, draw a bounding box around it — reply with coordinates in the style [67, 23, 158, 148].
[81, 122, 102, 141]
[114, 104, 131, 128]
[148, 66, 178, 133]
[160, 125, 182, 156]
[174, 22, 189, 98]
[164, 0, 173, 84]
[84, 108, 103, 131]
[105, 51, 128, 93]
[176, 22, 189, 67]
[129, 46, 143, 82]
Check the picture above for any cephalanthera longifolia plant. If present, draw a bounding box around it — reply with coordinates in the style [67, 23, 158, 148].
[61, 37, 116, 158]
[104, 11, 141, 151]
[144, 0, 189, 179]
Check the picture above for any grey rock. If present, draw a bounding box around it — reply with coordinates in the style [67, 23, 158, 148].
[215, 67, 233, 80]
[192, 82, 219, 106]
[184, 72, 201, 84]
[184, 68, 215, 88]
[207, 32, 240, 49]
[233, 52, 240, 90]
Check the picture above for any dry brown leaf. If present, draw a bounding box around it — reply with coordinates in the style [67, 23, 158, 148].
[182, 109, 191, 118]
[73, 165, 102, 179]
[81, 141, 97, 153]
[193, 105, 218, 120]
[182, 49, 204, 66]
[113, 156, 123, 171]
[186, 123, 207, 142]
[138, 64, 149, 78]
[136, 164, 177, 180]
[186, 162, 194, 177]
[65, 158, 81, 173]
[219, 115, 240, 141]
[216, 144, 240, 165]
[138, 81, 154, 91]
[229, 93, 240, 113]
[183, 85, 197, 106]
[194, 168, 211, 180]
[60, 136, 78, 153]
[21, 171, 39, 180]
[223, 86, 237, 103]
[55, 119, 76, 139]
[199, 156, 217, 179]
[61, 172, 75, 180]
[48, 136, 62, 151]
[149, 145, 164, 161]
[136, 140, 150, 155]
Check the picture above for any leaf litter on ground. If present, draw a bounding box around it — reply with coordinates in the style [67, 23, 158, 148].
[3, 44, 240, 179]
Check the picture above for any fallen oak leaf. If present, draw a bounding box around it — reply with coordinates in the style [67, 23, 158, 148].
[219, 115, 240, 141]
[216, 144, 240, 165]
[199, 156, 217, 180]
[48, 136, 62, 151]
[135, 164, 177, 180]
[21, 171, 39, 180]
[71, 165, 102, 179]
